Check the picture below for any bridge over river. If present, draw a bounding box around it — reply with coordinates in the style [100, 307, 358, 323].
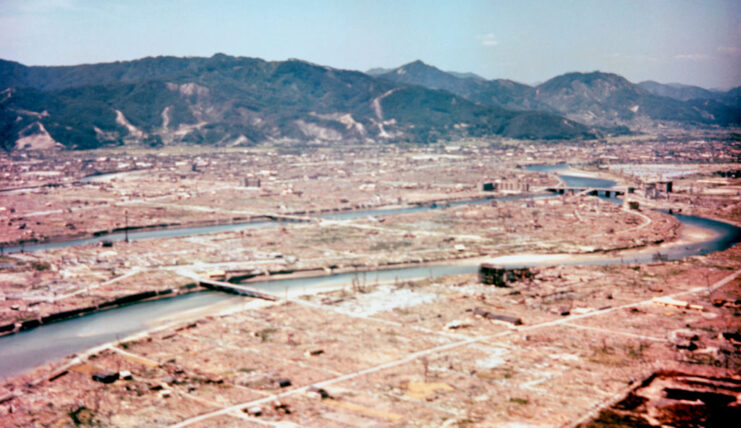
[545, 185, 635, 198]
[2, 166, 738, 380]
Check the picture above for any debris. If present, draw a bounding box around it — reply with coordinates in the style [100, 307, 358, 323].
[206, 270, 226, 280]
[653, 296, 704, 311]
[585, 370, 740, 427]
[712, 298, 741, 309]
[246, 406, 262, 416]
[273, 401, 291, 414]
[277, 378, 292, 388]
[68, 407, 94, 425]
[473, 307, 522, 325]
[323, 398, 402, 421]
[305, 349, 324, 356]
[405, 381, 454, 399]
[720, 331, 741, 346]
[479, 265, 534, 287]
[669, 329, 700, 350]
[308, 387, 331, 399]
[91, 372, 119, 384]
[444, 320, 471, 330]
[48, 370, 68, 382]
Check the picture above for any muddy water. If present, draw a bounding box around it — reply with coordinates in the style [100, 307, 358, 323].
[0, 292, 240, 379]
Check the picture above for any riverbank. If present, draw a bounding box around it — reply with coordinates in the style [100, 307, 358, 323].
[0, 283, 203, 338]
[0, 194, 692, 341]
[2, 144, 740, 425]
[562, 166, 627, 184]
[1, 194, 504, 254]
[1, 205, 734, 371]
[1, 160, 735, 383]
[482, 212, 737, 268]
[3, 245, 739, 426]
[0, 214, 685, 340]
[0, 250, 486, 338]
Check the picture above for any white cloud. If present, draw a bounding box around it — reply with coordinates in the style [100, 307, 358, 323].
[717, 46, 741, 56]
[674, 53, 711, 61]
[477, 33, 499, 47]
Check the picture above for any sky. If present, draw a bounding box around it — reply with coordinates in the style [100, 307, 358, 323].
[1, 0, 740, 89]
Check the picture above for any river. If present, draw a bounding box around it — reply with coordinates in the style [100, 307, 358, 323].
[0, 292, 240, 379]
[1, 165, 604, 254]
[2, 192, 569, 254]
[1, 165, 739, 379]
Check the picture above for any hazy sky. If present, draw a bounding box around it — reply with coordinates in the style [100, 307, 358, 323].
[1, 0, 740, 88]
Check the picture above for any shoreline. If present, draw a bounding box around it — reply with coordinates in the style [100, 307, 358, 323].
[561, 166, 629, 186]
[2, 161, 738, 381]
[0, 283, 203, 338]
[481, 217, 726, 268]
[0, 252, 485, 340]
[0, 209, 721, 341]
[3, 196, 726, 342]
[0, 209, 738, 385]
[0, 194, 499, 253]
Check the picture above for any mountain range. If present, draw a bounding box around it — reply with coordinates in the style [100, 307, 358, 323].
[375, 61, 741, 129]
[638, 80, 740, 104]
[1, 55, 738, 151]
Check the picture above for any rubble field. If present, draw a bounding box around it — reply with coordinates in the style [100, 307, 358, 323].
[1, 243, 738, 427]
[0, 139, 739, 426]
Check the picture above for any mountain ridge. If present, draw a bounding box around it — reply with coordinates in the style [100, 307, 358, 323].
[377, 60, 554, 113]
[374, 60, 740, 129]
[0, 55, 598, 151]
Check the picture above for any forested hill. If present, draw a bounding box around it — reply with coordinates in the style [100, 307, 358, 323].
[0, 55, 597, 151]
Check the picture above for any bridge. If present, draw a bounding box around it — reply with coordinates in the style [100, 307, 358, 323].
[197, 277, 278, 300]
[266, 214, 315, 223]
[544, 186, 634, 198]
[174, 269, 279, 301]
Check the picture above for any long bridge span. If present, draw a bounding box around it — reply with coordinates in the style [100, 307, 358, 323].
[544, 185, 634, 198]
[175, 269, 278, 301]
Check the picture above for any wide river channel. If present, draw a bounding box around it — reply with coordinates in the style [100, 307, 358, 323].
[1, 166, 739, 378]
